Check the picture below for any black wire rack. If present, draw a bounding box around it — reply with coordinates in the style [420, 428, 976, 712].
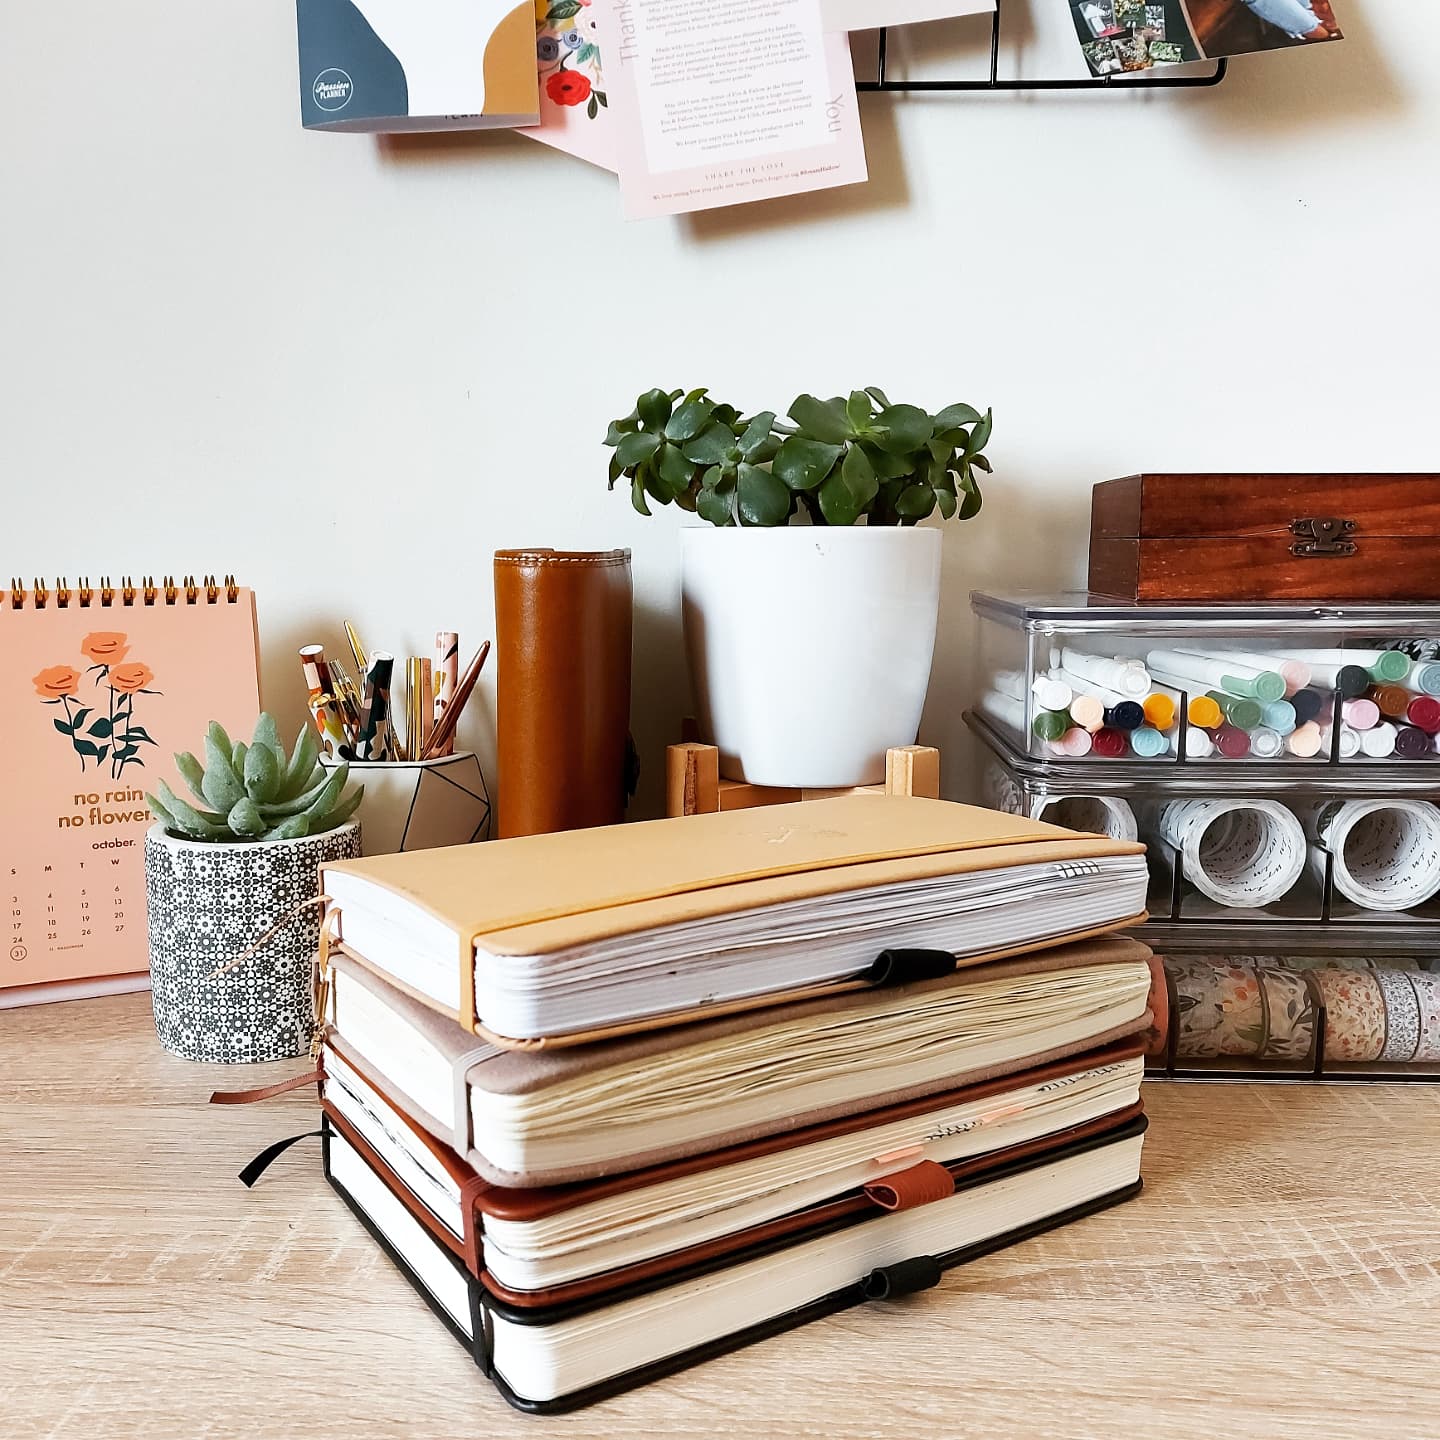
[856, 3, 1229, 93]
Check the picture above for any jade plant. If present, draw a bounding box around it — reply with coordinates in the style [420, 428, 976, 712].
[147, 714, 363, 843]
[604, 387, 993, 527]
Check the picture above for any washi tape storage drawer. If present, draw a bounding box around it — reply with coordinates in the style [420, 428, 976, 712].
[970, 667, 1440, 1082]
[971, 591, 1440, 766]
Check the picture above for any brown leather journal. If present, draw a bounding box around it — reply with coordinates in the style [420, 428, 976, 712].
[320, 1034, 1148, 1307]
[494, 548, 633, 839]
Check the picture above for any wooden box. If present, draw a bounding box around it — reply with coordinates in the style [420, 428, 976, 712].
[1089, 474, 1440, 603]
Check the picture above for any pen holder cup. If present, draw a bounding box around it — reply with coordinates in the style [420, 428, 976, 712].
[320, 752, 491, 856]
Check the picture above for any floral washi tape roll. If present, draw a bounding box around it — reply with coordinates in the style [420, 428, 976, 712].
[1167, 957, 1230, 1059]
[1408, 972, 1440, 1062]
[1377, 967, 1422, 1062]
[1316, 969, 1387, 1063]
[1255, 967, 1318, 1061]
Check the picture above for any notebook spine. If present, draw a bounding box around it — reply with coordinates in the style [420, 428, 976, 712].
[4, 574, 241, 609]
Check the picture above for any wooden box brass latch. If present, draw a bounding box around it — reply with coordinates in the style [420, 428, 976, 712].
[1290, 517, 1357, 557]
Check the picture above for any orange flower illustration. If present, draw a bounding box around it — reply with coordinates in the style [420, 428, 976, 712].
[33, 665, 81, 699]
[108, 662, 155, 694]
[81, 631, 129, 664]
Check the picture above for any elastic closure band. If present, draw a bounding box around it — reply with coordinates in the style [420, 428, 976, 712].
[862, 1256, 943, 1300]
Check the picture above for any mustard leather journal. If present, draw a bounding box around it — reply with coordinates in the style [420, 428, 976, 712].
[320, 795, 1149, 1048]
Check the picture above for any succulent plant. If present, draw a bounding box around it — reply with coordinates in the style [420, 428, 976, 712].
[147, 713, 363, 843]
[605, 387, 993, 528]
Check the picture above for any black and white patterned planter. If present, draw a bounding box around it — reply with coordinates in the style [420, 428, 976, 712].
[144, 821, 361, 1064]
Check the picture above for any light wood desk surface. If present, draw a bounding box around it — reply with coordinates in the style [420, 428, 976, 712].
[4, 993, 1439, 1440]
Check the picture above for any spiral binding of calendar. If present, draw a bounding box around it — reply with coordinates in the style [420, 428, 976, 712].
[4, 575, 241, 608]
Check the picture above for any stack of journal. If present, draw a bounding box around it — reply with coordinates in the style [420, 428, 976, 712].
[315, 795, 1162, 1411]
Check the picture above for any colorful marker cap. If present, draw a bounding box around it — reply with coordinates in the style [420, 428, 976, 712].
[1341, 697, 1380, 730]
[1092, 727, 1128, 758]
[1259, 700, 1297, 736]
[1286, 722, 1323, 757]
[1370, 650, 1411, 683]
[1275, 659, 1312, 693]
[1068, 694, 1106, 731]
[1408, 696, 1440, 734]
[1360, 721, 1397, 758]
[1213, 724, 1251, 758]
[1054, 726, 1094, 757]
[1032, 677, 1073, 713]
[1329, 725, 1361, 759]
[1186, 695, 1223, 729]
[1371, 684, 1411, 719]
[1290, 688, 1324, 724]
[1249, 671, 1287, 704]
[1248, 726, 1284, 758]
[1142, 693, 1177, 732]
[1415, 662, 1440, 699]
[1129, 725, 1167, 758]
[1106, 701, 1145, 732]
[1210, 692, 1262, 732]
[1335, 665, 1371, 699]
[1179, 728, 1215, 758]
[1395, 725, 1431, 758]
[1032, 709, 1071, 742]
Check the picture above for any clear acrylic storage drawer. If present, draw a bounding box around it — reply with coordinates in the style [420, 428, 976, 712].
[971, 591, 1440, 767]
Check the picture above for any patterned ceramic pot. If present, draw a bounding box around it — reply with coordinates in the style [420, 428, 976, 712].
[144, 820, 361, 1064]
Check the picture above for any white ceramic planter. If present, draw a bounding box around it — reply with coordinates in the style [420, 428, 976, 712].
[681, 526, 942, 787]
[144, 820, 362, 1064]
[319, 751, 491, 856]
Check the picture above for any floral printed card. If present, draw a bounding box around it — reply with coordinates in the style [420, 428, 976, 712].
[595, 0, 867, 218]
[0, 586, 260, 996]
[524, 0, 620, 171]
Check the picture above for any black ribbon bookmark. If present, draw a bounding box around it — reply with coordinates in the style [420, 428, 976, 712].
[238, 1129, 323, 1188]
[865, 948, 956, 988]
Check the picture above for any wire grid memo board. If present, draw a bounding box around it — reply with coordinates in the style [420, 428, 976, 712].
[856, 0, 1228, 92]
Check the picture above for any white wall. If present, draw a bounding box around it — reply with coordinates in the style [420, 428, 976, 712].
[5, 1, 1436, 815]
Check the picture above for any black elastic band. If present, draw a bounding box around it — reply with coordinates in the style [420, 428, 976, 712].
[239, 1129, 323, 1188]
[866, 948, 956, 987]
[862, 1256, 943, 1300]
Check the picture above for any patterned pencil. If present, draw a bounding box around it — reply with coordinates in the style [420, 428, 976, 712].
[434, 631, 459, 756]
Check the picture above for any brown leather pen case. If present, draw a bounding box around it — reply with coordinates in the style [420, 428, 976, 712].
[494, 548, 633, 839]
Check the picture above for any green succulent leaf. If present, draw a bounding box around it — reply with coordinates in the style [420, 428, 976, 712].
[275, 726, 320, 801]
[846, 390, 874, 431]
[681, 421, 735, 466]
[966, 408, 993, 455]
[817, 468, 863, 527]
[934, 402, 983, 430]
[665, 394, 713, 442]
[227, 797, 265, 837]
[696, 487, 735, 526]
[636, 388, 673, 429]
[875, 405, 933, 454]
[243, 742, 280, 803]
[175, 751, 209, 807]
[935, 486, 958, 519]
[312, 783, 364, 835]
[616, 430, 661, 469]
[840, 444, 879, 511]
[958, 473, 983, 519]
[207, 721, 234, 759]
[787, 394, 851, 445]
[202, 733, 246, 812]
[772, 436, 843, 492]
[736, 412, 776, 459]
[859, 443, 911, 482]
[231, 741, 248, 776]
[971, 453, 993, 474]
[630, 476, 652, 517]
[607, 452, 624, 489]
[736, 463, 792, 527]
[864, 386, 893, 410]
[153, 781, 230, 840]
[263, 814, 311, 842]
[252, 713, 284, 763]
[895, 482, 937, 519]
[658, 441, 696, 489]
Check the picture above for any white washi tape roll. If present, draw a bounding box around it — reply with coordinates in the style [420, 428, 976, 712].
[1031, 794, 1139, 842]
[1158, 798, 1307, 908]
[1312, 799, 1440, 912]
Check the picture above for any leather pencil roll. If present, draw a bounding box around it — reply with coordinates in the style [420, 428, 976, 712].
[494, 549, 634, 840]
